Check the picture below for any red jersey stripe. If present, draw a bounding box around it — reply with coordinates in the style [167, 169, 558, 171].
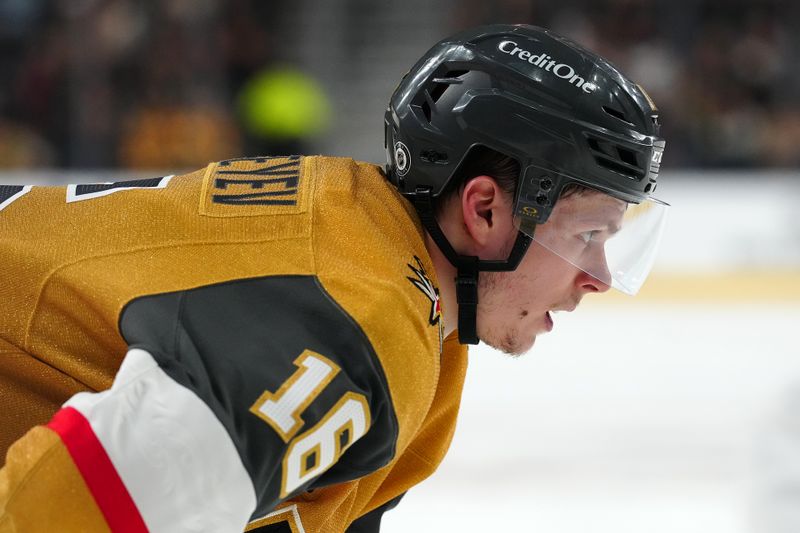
[47, 407, 149, 533]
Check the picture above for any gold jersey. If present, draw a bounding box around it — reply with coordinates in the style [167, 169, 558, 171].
[0, 156, 467, 532]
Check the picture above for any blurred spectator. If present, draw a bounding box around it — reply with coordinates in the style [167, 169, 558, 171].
[236, 67, 331, 156]
[118, 105, 240, 169]
[450, 0, 800, 170]
[0, 0, 799, 169]
[0, 119, 55, 167]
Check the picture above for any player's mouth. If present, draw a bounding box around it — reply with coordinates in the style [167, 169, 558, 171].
[544, 311, 554, 332]
[546, 303, 578, 332]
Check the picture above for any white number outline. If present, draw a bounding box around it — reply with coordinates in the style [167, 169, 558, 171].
[249, 350, 339, 442]
[280, 392, 370, 497]
[249, 350, 372, 498]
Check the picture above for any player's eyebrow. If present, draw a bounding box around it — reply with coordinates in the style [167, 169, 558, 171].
[580, 216, 621, 235]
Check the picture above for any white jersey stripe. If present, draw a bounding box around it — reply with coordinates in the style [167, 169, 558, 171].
[65, 348, 257, 533]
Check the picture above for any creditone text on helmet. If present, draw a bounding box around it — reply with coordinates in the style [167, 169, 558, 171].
[498, 40, 596, 93]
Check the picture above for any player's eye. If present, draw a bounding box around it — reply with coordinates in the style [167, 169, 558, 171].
[578, 230, 597, 245]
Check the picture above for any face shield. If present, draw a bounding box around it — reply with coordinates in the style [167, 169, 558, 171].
[515, 187, 669, 295]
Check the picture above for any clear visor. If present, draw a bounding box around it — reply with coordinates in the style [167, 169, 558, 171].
[515, 191, 669, 295]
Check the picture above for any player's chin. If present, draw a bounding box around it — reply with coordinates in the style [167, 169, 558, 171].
[516, 332, 538, 356]
[483, 330, 536, 358]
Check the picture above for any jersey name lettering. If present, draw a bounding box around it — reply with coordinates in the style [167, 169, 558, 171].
[212, 156, 301, 206]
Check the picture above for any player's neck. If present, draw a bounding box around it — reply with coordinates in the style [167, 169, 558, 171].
[423, 231, 458, 340]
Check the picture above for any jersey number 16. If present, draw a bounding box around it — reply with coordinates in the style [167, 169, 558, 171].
[250, 350, 371, 497]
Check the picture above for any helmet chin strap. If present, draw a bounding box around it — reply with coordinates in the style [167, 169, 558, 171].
[412, 188, 533, 345]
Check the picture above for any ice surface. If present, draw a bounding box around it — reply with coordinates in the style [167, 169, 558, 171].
[382, 300, 800, 533]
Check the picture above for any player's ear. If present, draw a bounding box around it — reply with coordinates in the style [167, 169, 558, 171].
[460, 175, 515, 257]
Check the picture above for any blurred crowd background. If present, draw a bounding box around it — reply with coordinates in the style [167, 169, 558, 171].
[0, 0, 798, 170]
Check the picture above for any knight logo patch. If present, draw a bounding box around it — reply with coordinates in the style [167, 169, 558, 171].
[407, 256, 443, 352]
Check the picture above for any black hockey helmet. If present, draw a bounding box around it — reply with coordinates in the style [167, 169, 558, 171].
[384, 24, 667, 344]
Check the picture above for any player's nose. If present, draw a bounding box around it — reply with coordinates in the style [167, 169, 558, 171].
[576, 269, 611, 294]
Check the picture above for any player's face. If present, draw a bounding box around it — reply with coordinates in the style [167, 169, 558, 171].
[477, 191, 625, 356]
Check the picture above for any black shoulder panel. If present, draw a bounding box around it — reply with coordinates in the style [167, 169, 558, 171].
[346, 493, 406, 533]
[119, 275, 399, 516]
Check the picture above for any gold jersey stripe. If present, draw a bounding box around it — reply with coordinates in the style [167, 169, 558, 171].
[593, 271, 800, 303]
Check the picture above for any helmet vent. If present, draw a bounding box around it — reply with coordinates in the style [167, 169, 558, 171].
[586, 136, 644, 180]
[602, 106, 634, 126]
[430, 82, 449, 103]
[617, 147, 638, 167]
[429, 70, 469, 102]
[421, 100, 432, 122]
[421, 70, 470, 123]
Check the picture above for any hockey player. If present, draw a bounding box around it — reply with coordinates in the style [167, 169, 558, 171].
[0, 25, 667, 532]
